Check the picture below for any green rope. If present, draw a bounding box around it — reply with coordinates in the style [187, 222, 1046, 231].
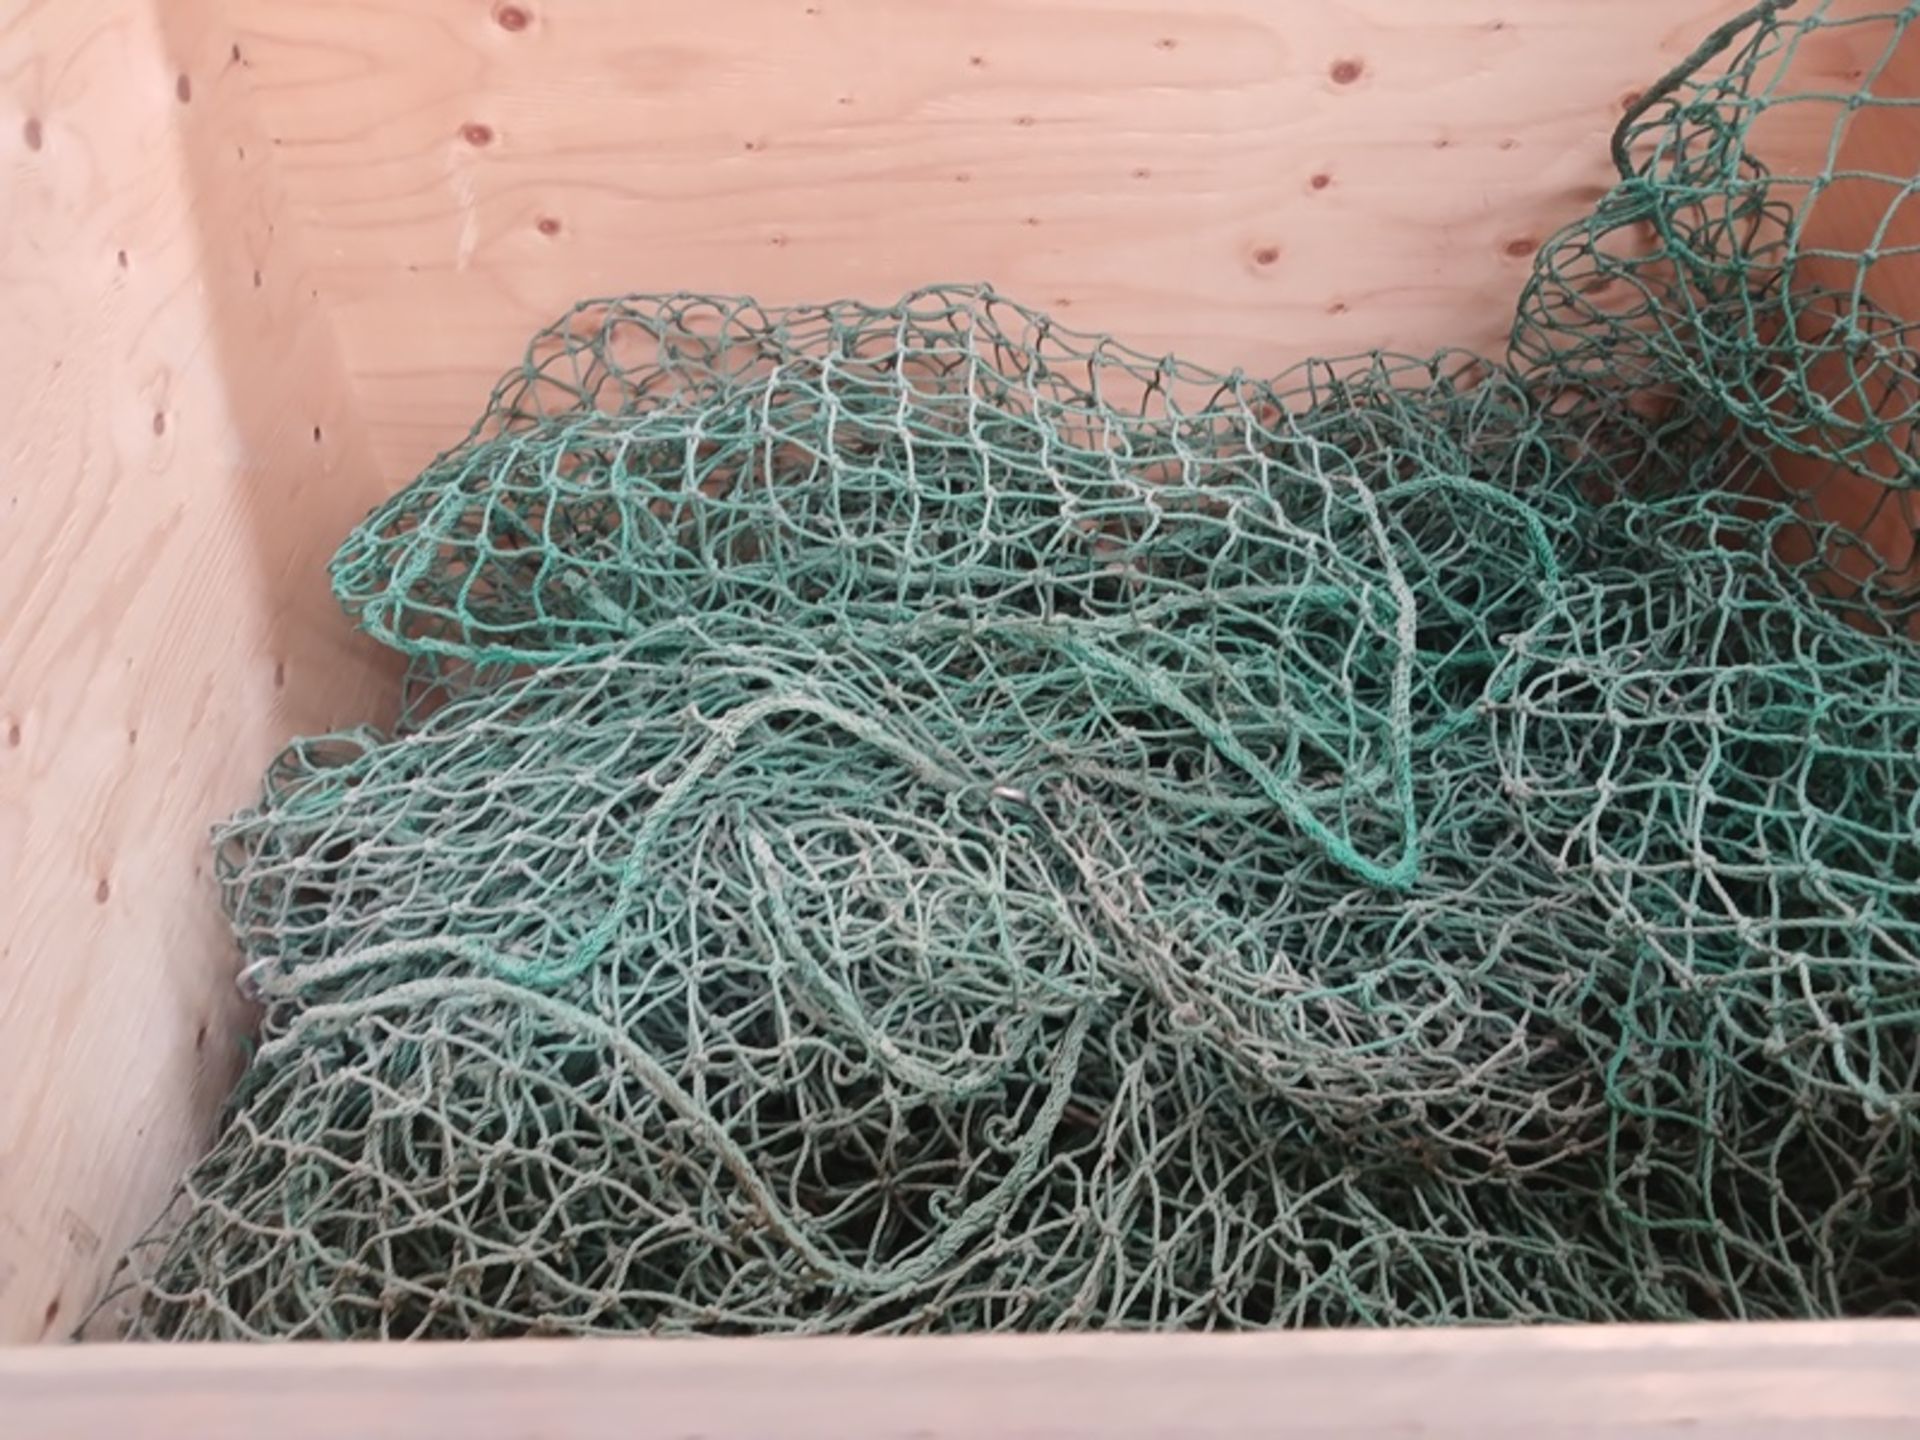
[103, 0, 1920, 1339]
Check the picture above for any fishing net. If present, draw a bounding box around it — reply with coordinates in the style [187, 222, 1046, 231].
[104, 0, 1920, 1339]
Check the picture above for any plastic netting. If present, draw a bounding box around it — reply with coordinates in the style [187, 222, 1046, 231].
[104, 0, 1920, 1338]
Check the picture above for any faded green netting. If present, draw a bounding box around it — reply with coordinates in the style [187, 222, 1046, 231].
[102, 0, 1920, 1338]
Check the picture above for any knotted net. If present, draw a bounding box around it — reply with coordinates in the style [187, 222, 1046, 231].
[104, 0, 1919, 1337]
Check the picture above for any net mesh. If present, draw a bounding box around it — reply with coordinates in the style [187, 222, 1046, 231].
[104, 0, 1920, 1338]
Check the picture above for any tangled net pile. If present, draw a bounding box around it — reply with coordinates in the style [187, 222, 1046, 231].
[108, 0, 1920, 1338]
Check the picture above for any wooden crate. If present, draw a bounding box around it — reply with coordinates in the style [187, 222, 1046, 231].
[3, 1, 1917, 1431]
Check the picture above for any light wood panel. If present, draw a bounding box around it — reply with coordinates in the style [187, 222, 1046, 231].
[229, 0, 1789, 486]
[7, 1323, 1920, 1438]
[0, 0, 395, 1342]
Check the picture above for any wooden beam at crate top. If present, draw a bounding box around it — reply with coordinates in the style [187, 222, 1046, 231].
[6, 1323, 1920, 1439]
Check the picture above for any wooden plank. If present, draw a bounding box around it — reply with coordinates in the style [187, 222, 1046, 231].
[225, 0, 1794, 486]
[0, 0, 397, 1342]
[5, 1324, 1920, 1438]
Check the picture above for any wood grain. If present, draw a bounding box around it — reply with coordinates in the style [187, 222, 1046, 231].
[226, 0, 1785, 486]
[6, 1323, 1920, 1438]
[0, 0, 395, 1342]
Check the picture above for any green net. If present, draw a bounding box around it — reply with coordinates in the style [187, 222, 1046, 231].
[104, 0, 1920, 1339]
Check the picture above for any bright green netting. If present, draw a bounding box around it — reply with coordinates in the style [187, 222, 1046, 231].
[103, 0, 1920, 1339]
